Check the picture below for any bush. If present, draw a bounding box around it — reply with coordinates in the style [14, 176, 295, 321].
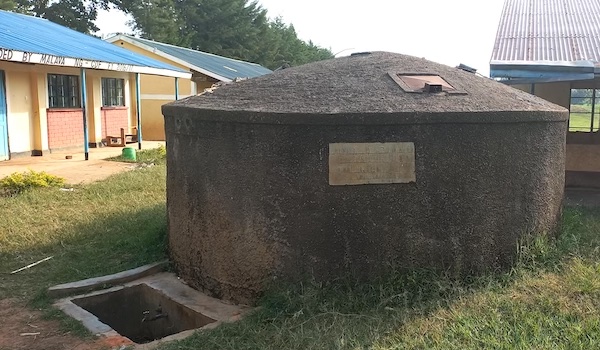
[570, 104, 591, 113]
[157, 144, 166, 157]
[0, 170, 65, 195]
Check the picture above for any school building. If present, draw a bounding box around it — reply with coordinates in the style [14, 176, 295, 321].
[0, 10, 190, 161]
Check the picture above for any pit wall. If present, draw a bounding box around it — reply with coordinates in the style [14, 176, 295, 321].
[0, 60, 134, 157]
[110, 40, 215, 141]
[513, 81, 600, 187]
[165, 114, 566, 305]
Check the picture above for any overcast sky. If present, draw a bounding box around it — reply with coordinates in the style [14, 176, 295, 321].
[95, 0, 506, 76]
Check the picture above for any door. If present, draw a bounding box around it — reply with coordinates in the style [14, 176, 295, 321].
[0, 70, 8, 161]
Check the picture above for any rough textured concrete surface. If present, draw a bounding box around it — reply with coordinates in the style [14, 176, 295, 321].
[163, 52, 568, 305]
[48, 261, 168, 298]
[55, 273, 249, 348]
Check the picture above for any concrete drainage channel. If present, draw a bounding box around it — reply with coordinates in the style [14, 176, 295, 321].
[50, 263, 250, 349]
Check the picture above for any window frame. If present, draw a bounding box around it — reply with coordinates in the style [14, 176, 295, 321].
[101, 77, 125, 107]
[48, 74, 81, 109]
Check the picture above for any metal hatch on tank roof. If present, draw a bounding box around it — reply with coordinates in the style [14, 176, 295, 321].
[389, 73, 467, 95]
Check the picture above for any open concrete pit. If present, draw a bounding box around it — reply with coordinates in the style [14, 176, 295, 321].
[72, 284, 215, 344]
[54, 272, 249, 348]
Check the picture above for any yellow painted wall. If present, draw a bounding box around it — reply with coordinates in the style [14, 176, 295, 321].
[4, 70, 33, 153]
[566, 144, 600, 172]
[512, 82, 571, 108]
[0, 60, 138, 157]
[128, 72, 138, 130]
[139, 99, 168, 140]
[29, 72, 48, 151]
[112, 40, 207, 140]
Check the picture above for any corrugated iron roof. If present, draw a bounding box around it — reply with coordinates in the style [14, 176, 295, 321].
[0, 10, 189, 77]
[491, 0, 600, 63]
[107, 35, 272, 82]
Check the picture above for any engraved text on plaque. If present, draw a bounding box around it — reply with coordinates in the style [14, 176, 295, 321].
[329, 142, 416, 185]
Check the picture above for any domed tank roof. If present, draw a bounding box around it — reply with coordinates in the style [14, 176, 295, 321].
[164, 52, 566, 124]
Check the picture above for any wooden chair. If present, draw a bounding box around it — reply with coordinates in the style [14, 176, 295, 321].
[125, 127, 138, 144]
[106, 128, 126, 147]
[106, 127, 138, 147]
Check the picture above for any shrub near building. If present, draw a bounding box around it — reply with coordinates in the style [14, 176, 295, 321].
[0, 170, 65, 196]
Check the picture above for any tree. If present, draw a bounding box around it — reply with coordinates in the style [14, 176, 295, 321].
[0, 0, 109, 33]
[258, 18, 333, 68]
[0, 0, 17, 11]
[120, 0, 271, 61]
[0, 0, 333, 67]
[118, 0, 333, 69]
[42, 0, 106, 33]
[177, 0, 271, 63]
[117, 0, 187, 45]
[571, 89, 593, 105]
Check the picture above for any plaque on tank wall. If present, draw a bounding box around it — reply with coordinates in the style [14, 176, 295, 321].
[329, 142, 416, 185]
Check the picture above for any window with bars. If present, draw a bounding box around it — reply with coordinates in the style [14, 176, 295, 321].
[101, 78, 125, 107]
[48, 74, 80, 108]
[569, 89, 600, 132]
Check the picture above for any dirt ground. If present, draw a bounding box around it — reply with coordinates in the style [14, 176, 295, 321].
[0, 141, 164, 184]
[0, 299, 105, 350]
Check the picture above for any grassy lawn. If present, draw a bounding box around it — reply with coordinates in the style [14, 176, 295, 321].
[156, 207, 600, 350]
[3, 151, 600, 349]
[107, 144, 166, 164]
[0, 148, 168, 303]
[569, 112, 599, 132]
[569, 104, 599, 132]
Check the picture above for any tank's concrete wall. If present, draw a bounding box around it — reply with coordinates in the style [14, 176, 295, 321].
[165, 114, 566, 305]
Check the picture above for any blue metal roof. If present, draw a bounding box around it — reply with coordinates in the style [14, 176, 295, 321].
[0, 10, 188, 76]
[110, 35, 272, 82]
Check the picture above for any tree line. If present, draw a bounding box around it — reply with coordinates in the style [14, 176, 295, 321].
[0, 0, 333, 69]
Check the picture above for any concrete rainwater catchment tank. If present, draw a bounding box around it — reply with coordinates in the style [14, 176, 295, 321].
[162, 52, 567, 305]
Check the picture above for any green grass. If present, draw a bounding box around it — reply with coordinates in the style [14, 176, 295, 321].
[154, 207, 600, 350]
[0, 149, 168, 302]
[0, 149, 168, 337]
[3, 149, 600, 349]
[107, 144, 166, 165]
[569, 113, 599, 132]
[569, 104, 599, 132]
